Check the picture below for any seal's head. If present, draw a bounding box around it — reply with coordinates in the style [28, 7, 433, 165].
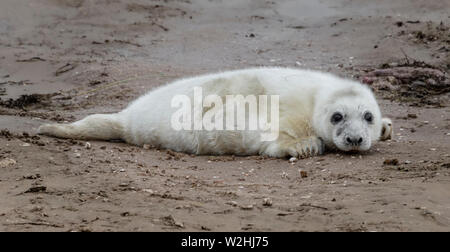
[313, 82, 388, 152]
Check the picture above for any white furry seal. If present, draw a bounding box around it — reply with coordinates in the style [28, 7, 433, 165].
[38, 68, 392, 158]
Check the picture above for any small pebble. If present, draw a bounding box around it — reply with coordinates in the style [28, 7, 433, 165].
[262, 198, 273, 207]
[0, 158, 16, 168]
[174, 221, 184, 228]
[240, 204, 254, 210]
[383, 159, 399, 165]
[142, 189, 154, 194]
[227, 201, 238, 207]
[299, 169, 308, 178]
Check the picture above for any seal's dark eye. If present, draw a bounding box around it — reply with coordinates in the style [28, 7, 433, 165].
[364, 112, 373, 123]
[331, 112, 343, 124]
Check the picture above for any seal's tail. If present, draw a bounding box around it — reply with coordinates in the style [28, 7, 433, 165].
[38, 113, 124, 141]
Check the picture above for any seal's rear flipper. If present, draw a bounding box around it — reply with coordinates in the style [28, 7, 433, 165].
[38, 113, 124, 141]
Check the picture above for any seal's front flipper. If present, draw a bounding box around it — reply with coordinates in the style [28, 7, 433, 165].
[285, 136, 325, 159]
[380, 118, 393, 141]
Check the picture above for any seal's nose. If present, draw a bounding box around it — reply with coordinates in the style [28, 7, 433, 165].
[346, 136, 363, 146]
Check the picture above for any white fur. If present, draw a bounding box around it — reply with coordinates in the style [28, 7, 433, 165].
[380, 118, 393, 141]
[38, 67, 392, 158]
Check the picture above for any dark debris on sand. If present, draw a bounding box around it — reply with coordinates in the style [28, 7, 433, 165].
[0, 94, 55, 109]
[361, 60, 450, 107]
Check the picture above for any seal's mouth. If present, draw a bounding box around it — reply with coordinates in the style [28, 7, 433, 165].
[332, 127, 372, 152]
[333, 138, 371, 152]
[341, 147, 364, 152]
[336, 145, 362, 152]
[330, 141, 371, 154]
